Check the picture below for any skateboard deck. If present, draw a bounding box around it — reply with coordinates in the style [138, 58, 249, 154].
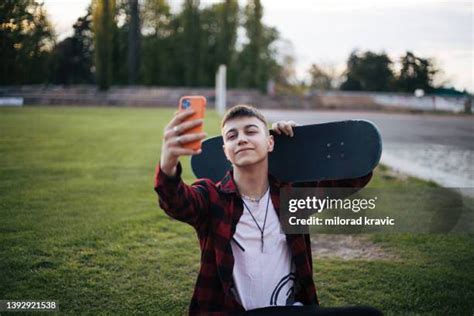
[191, 120, 382, 183]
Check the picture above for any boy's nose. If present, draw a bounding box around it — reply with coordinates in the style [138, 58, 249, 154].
[237, 134, 248, 145]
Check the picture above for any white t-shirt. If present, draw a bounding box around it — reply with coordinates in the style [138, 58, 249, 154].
[230, 188, 303, 310]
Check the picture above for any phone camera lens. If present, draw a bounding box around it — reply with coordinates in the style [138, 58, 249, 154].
[183, 99, 190, 109]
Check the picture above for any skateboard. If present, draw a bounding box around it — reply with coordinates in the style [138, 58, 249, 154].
[190, 120, 382, 183]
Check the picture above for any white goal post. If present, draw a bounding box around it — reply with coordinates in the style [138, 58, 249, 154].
[215, 64, 226, 116]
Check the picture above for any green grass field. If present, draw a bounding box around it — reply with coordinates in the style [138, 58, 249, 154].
[1, 106, 473, 315]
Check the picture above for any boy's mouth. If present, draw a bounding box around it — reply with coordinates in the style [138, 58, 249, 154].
[236, 148, 253, 154]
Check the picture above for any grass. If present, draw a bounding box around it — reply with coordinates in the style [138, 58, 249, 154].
[0, 106, 473, 315]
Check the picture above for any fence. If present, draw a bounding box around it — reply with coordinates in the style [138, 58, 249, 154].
[0, 86, 471, 113]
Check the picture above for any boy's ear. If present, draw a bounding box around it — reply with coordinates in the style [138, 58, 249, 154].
[267, 135, 274, 153]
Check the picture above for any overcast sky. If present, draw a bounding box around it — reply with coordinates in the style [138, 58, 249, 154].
[44, 0, 473, 92]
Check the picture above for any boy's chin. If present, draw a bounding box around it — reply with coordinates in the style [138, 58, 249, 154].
[234, 161, 253, 168]
[233, 157, 265, 168]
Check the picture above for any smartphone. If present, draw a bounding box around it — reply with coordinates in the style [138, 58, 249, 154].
[178, 96, 206, 150]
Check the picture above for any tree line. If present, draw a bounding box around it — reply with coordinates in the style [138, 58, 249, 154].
[1, 0, 278, 91]
[308, 50, 454, 95]
[1, 0, 464, 95]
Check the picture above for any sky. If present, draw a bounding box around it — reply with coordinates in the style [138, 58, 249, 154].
[43, 0, 473, 92]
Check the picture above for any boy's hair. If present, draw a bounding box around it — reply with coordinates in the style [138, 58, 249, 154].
[220, 104, 268, 130]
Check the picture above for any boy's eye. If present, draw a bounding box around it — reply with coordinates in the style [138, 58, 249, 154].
[227, 134, 236, 140]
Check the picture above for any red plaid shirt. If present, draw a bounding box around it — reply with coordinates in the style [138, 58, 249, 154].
[154, 162, 372, 315]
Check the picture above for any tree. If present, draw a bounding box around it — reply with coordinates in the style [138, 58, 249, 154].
[141, 0, 174, 85]
[0, 0, 55, 84]
[270, 40, 302, 95]
[396, 51, 437, 93]
[216, 0, 238, 68]
[196, 0, 239, 86]
[239, 0, 263, 89]
[51, 6, 94, 84]
[127, 0, 141, 85]
[308, 64, 334, 91]
[237, 0, 281, 91]
[111, 0, 132, 85]
[340, 50, 395, 92]
[258, 26, 281, 91]
[92, 0, 117, 90]
[181, 0, 202, 86]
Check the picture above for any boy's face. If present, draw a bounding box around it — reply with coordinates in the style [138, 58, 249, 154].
[222, 116, 274, 168]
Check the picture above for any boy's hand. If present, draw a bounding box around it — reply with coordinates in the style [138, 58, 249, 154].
[271, 120, 297, 137]
[160, 108, 207, 177]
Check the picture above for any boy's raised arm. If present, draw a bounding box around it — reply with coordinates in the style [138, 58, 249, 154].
[159, 108, 206, 177]
[154, 109, 211, 232]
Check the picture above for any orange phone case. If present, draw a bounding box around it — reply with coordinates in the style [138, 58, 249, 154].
[178, 96, 206, 150]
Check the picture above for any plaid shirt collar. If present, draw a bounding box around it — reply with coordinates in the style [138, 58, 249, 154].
[216, 168, 282, 195]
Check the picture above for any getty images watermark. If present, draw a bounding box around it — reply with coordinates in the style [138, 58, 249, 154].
[287, 195, 395, 227]
[280, 187, 473, 234]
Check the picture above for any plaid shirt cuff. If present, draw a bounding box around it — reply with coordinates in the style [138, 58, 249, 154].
[154, 161, 183, 189]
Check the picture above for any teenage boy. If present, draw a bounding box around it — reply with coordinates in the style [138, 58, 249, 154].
[154, 105, 380, 315]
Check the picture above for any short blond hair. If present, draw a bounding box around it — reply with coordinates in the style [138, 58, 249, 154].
[220, 104, 268, 130]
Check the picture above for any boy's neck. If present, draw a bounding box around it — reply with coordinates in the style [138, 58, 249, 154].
[233, 160, 269, 200]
